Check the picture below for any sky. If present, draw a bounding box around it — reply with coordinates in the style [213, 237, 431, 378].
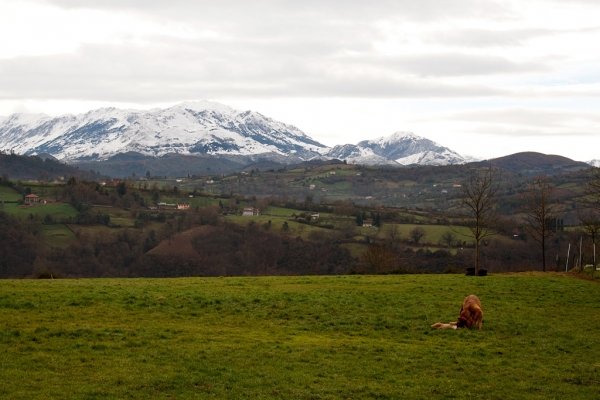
[1, 0, 600, 161]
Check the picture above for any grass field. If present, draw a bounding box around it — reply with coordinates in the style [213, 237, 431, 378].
[1, 273, 599, 399]
[41, 224, 76, 248]
[1, 203, 78, 219]
[0, 186, 22, 202]
[373, 224, 475, 244]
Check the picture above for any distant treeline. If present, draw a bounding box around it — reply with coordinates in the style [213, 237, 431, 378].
[0, 152, 102, 181]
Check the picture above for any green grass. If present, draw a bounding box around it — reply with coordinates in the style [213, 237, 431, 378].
[1, 203, 78, 219]
[262, 206, 305, 217]
[0, 274, 599, 399]
[41, 224, 76, 248]
[373, 224, 474, 244]
[0, 186, 22, 202]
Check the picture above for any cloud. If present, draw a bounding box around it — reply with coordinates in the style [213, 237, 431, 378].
[446, 108, 600, 126]
[425, 27, 600, 48]
[34, 0, 514, 23]
[375, 53, 549, 77]
[425, 29, 556, 48]
[463, 125, 598, 137]
[416, 107, 600, 138]
[0, 41, 509, 102]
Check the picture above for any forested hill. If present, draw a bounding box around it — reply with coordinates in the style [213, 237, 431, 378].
[0, 152, 103, 181]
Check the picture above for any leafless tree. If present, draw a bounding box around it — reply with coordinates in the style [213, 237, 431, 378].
[579, 167, 600, 273]
[454, 167, 502, 275]
[441, 231, 456, 248]
[387, 224, 401, 249]
[584, 167, 600, 208]
[578, 208, 600, 276]
[360, 244, 398, 274]
[521, 175, 561, 272]
[409, 226, 426, 244]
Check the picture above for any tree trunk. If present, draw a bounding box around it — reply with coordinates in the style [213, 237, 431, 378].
[542, 235, 546, 272]
[475, 239, 480, 276]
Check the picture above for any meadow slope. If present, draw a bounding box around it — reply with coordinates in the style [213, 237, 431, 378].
[1, 273, 599, 399]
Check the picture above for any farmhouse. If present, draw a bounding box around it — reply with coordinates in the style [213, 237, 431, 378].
[177, 203, 190, 210]
[311, 213, 319, 220]
[242, 207, 260, 216]
[309, 184, 316, 190]
[362, 219, 373, 227]
[24, 194, 40, 205]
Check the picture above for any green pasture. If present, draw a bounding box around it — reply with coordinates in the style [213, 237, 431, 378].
[225, 215, 334, 239]
[41, 224, 76, 248]
[0, 186, 22, 202]
[262, 206, 302, 217]
[1, 203, 78, 219]
[1, 274, 599, 399]
[340, 242, 369, 258]
[370, 223, 474, 244]
[262, 206, 332, 219]
[90, 207, 135, 227]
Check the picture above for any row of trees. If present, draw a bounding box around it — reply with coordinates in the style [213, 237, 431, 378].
[457, 166, 600, 275]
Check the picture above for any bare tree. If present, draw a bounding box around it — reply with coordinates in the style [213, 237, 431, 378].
[441, 231, 456, 248]
[580, 167, 600, 276]
[578, 208, 600, 276]
[387, 224, 401, 249]
[584, 167, 600, 208]
[521, 175, 561, 272]
[360, 244, 398, 274]
[455, 167, 502, 275]
[409, 226, 426, 244]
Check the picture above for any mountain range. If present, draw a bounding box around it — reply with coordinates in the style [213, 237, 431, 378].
[0, 101, 595, 177]
[0, 101, 470, 166]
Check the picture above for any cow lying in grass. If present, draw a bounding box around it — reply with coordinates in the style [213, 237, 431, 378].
[431, 295, 483, 330]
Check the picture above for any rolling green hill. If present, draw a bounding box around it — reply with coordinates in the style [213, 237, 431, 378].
[1, 274, 598, 399]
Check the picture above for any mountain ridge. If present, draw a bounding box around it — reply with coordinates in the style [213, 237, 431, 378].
[0, 101, 467, 169]
[3, 101, 593, 176]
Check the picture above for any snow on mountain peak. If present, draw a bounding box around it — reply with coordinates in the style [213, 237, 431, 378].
[0, 101, 330, 161]
[0, 101, 469, 167]
[328, 131, 467, 166]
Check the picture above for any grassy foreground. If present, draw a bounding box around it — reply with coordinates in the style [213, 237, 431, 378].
[1, 274, 599, 399]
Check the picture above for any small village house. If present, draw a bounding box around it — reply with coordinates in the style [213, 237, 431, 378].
[24, 194, 39, 205]
[177, 203, 190, 210]
[362, 219, 373, 227]
[242, 207, 260, 216]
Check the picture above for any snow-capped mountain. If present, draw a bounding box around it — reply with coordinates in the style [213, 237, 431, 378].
[327, 131, 467, 166]
[0, 101, 329, 162]
[0, 102, 469, 169]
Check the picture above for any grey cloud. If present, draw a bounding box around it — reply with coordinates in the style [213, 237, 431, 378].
[361, 53, 549, 77]
[426, 29, 555, 48]
[464, 125, 598, 137]
[423, 108, 600, 137]
[447, 108, 600, 126]
[426, 27, 600, 48]
[0, 42, 505, 102]
[34, 0, 514, 23]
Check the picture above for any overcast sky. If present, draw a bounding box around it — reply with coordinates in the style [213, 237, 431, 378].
[1, 0, 600, 160]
